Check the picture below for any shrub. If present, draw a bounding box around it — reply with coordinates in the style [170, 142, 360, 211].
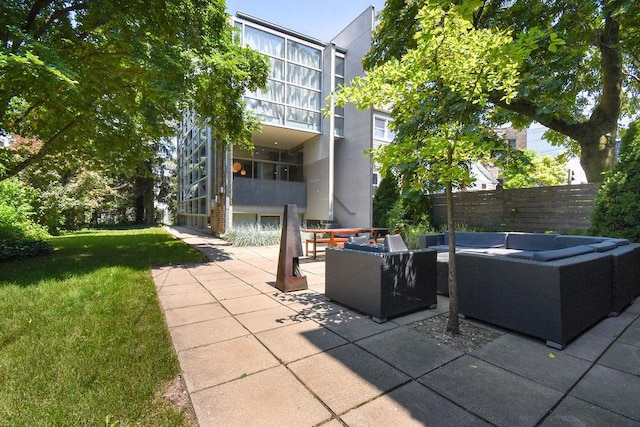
[223, 224, 282, 246]
[0, 238, 54, 262]
[372, 177, 399, 227]
[591, 121, 640, 242]
[0, 178, 50, 241]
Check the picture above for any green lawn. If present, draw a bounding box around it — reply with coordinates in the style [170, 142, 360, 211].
[0, 227, 207, 426]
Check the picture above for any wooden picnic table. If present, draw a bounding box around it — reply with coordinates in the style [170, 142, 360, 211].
[300, 227, 390, 259]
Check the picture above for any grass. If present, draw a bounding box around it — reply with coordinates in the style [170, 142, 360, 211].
[0, 227, 207, 426]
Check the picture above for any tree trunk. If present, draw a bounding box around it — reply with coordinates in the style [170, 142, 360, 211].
[578, 131, 617, 183]
[445, 148, 460, 335]
[134, 175, 155, 224]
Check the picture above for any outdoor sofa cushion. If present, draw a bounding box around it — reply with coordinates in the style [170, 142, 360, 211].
[590, 241, 619, 252]
[506, 233, 559, 251]
[530, 245, 594, 262]
[384, 234, 409, 252]
[444, 231, 507, 248]
[343, 242, 387, 253]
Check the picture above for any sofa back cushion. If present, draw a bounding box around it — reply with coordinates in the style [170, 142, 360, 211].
[506, 233, 559, 251]
[555, 235, 605, 248]
[349, 235, 370, 244]
[444, 232, 507, 248]
[589, 241, 618, 252]
[385, 234, 409, 252]
[530, 245, 594, 261]
[344, 242, 387, 253]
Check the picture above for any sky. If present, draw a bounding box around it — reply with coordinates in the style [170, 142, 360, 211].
[225, 0, 387, 42]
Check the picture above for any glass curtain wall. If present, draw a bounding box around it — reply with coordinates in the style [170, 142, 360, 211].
[236, 21, 322, 132]
[232, 147, 303, 182]
[177, 117, 209, 215]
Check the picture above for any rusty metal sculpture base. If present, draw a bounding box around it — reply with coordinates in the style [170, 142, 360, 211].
[276, 204, 307, 292]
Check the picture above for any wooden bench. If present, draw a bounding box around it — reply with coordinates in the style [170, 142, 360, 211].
[305, 237, 349, 258]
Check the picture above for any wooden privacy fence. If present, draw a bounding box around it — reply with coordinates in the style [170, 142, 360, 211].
[429, 183, 601, 233]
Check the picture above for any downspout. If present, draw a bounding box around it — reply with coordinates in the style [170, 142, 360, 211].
[328, 43, 336, 221]
[207, 124, 214, 234]
[224, 146, 232, 233]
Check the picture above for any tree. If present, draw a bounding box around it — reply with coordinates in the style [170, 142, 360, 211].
[372, 177, 399, 228]
[500, 149, 568, 188]
[335, 2, 541, 333]
[366, 0, 640, 182]
[591, 121, 640, 242]
[0, 0, 268, 180]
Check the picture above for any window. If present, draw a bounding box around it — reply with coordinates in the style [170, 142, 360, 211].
[233, 147, 303, 182]
[507, 139, 517, 148]
[374, 116, 395, 142]
[334, 53, 346, 137]
[259, 215, 281, 228]
[244, 26, 285, 58]
[239, 21, 322, 132]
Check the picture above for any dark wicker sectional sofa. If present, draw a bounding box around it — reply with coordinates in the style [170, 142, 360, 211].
[419, 232, 640, 349]
[325, 244, 437, 323]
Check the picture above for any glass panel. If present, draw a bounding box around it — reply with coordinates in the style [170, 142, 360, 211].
[335, 76, 344, 90]
[335, 55, 345, 75]
[269, 57, 284, 80]
[280, 151, 302, 164]
[233, 213, 257, 228]
[245, 98, 285, 125]
[232, 159, 253, 178]
[287, 63, 321, 89]
[334, 105, 344, 117]
[287, 40, 321, 68]
[233, 22, 243, 44]
[247, 80, 285, 103]
[277, 164, 288, 181]
[286, 107, 321, 131]
[245, 26, 285, 58]
[374, 117, 386, 139]
[257, 162, 277, 180]
[287, 86, 320, 110]
[260, 215, 281, 228]
[334, 117, 344, 138]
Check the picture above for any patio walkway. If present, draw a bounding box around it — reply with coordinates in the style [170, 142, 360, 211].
[154, 226, 640, 427]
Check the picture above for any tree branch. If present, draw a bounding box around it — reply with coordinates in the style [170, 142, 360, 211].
[1, 114, 84, 181]
[588, 10, 622, 136]
[33, 3, 89, 41]
[24, 0, 52, 33]
[488, 91, 585, 140]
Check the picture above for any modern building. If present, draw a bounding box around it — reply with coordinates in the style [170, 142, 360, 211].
[176, 7, 393, 234]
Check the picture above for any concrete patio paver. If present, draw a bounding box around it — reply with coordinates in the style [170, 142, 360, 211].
[355, 327, 463, 378]
[420, 355, 564, 426]
[473, 334, 593, 393]
[541, 396, 640, 426]
[219, 293, 283, 315]
[168, 316, 249, 352]
[288, 343, 410, 414]
[255, 319, 348, 363]
[341, 381, 491, 427]
[570, 364, 640, 421]
[316, 310, 399, 342]
[178, 335, 280, 392]
[190, 365, 333, 427]
[234, 304, 303, 334]
[163, 302, 229, 328]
